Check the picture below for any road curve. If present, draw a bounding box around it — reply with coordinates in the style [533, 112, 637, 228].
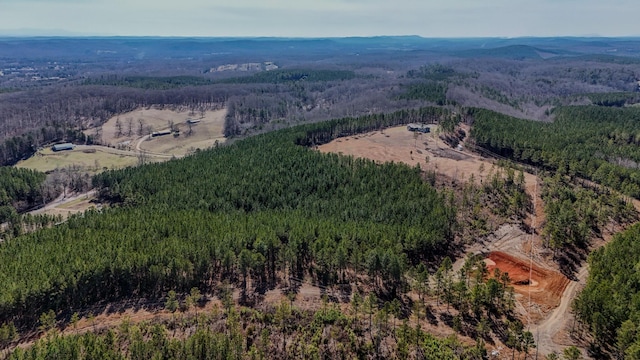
[535, 265, 588, 356]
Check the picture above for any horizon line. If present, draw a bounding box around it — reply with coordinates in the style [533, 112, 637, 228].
[2, 34, 640, 40]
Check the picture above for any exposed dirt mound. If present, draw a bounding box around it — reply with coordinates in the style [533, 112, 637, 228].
[485, 251, 569, 314]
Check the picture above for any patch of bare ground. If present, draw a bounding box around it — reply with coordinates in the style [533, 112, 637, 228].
[28, 190, 98, 219]
[485, 252, 569, 321]
[317, 125, 537, 197]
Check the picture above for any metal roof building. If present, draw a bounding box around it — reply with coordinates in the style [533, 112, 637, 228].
[52, 143, 75, 151]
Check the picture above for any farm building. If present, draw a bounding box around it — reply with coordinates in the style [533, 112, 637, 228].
[52, 143, 75, 152]
[407, 123, 430, 133]
[151, 130, 172, 137]
[186, 118, 201, 124]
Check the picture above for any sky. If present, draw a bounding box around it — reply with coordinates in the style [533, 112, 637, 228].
[0, 0, 638, 37]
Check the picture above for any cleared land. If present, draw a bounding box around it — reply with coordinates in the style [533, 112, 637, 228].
[318, 125, 537, 189]
[16, 146, 141, 174]
[94, 108, 227, 157]
[485, 251, 569, 314]
[29, 191, 98, 218]
[18, 108, 227, 176]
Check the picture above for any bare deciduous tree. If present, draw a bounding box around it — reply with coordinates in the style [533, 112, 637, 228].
[115, 118, 123, 138]
[137, 118, 145, 136]
[126, 117, 133, 137]
[187, 122, 194, 137]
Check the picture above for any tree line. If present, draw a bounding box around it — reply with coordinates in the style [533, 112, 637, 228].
[0, 167, 47, 224]
[470, 106, 640, 198]
[576, 92, 640, 107]
[574, 223, 640, 358]
[83, 70, 357, 89]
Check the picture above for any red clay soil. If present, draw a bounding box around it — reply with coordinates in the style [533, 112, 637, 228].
[485, 251, 569, 312]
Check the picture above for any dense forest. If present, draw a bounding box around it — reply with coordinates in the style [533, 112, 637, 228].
[0, 167, 48, 223]
[0, 109, 455, 327]
[574, 223, 640, 358]
[470, 106, 640, 198]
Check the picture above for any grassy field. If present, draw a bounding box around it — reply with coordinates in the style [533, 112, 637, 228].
[15, 147, 140, 174]
[19, 108, 227, 174]
[137, 109, 226, 156]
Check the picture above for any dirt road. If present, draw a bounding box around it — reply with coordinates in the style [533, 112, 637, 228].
[29, 191, 90, 214]
[535, 265, 587, 356]
[133, 135, 180, 159]
[74, 143, 174, 160]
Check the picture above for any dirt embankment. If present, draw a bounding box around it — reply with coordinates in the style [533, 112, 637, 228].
[485, 252, 569, 317]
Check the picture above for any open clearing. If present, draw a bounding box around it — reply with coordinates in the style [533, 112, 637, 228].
[29, 190, 98, 218]
[16, 146, 141, 174]
[317, 125, 537, 190]
[485, 251, 569, 316]
[18, 107, 227, 176]
[93, 108, 227, 157]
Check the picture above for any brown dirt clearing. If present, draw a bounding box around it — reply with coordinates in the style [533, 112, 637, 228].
[317, 125, 537, 191]
[485, 251, 569, 318]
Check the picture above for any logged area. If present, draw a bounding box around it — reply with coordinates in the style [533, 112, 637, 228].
[318, 124, 537, 188]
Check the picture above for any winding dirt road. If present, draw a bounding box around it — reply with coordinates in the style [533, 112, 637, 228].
[28, 190, 96, 216]
[535, 265, 587, 355]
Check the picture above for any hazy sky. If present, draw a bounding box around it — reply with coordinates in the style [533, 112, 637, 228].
[1, 0, 638, 37]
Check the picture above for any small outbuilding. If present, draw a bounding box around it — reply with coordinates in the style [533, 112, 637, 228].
[52, 143, 75, 152]
[151, 130, 172, 137]
[407, 123, 430, 133]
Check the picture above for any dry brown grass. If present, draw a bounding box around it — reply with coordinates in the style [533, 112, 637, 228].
[91, 108, 226, 156]
[317, 125, 536, 190]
